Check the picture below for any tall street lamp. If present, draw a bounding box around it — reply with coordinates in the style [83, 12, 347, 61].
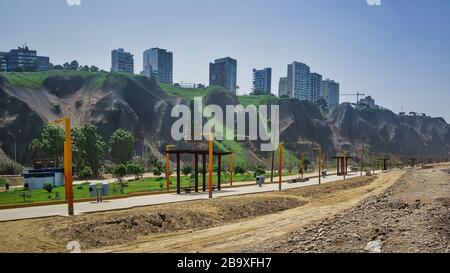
[8, 130, 22, 162]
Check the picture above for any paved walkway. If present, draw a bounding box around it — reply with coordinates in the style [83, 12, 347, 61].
[0, 171, 384, 222]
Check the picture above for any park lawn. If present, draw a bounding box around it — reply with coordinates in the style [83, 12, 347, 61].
[0, 173, 260, 206]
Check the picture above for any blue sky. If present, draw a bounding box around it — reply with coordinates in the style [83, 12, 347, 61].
[1, 0, 449, 121]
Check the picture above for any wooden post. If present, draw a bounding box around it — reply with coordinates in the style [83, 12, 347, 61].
[278, 143, 283, 191]
[229, 153, 233, 186]
[176, 152, 180, 194]
[194, 153, 199, 192]
[55, 117, 74, 216]
[318, 148, 321, 185]
[270, 150, 275, 182]
[217, 155, 222, 191]
[202, 153, 206, 192]
[208, 135, 213, 198]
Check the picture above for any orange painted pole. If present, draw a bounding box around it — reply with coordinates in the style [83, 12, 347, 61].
[278, 143, 283, 191]
[165, 144, 176, 192]
[318, 148, 321, 185]
[55, 117, 73, 215]
[300, 153, 304, 178]
[208, 134, 213, 198]
[229, 153, 233, 186]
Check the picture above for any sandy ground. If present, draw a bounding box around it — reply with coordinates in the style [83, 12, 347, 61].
[1, 166, 447, 253]
[91, 172, 401, 253]
[246, 165, 450, 253]
[0, 173, 379, 253]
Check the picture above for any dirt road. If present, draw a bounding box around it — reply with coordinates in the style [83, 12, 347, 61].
[90, 171, 404, 253]
[248, 166, 450, 253]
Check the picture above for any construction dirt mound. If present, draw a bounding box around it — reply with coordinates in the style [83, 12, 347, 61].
[50, 195, 305, 249]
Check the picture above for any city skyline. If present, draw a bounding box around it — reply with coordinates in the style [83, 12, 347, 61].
[0, 0, 449, 121]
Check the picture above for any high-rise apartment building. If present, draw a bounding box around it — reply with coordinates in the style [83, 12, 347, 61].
[142, 48, 173, 84]
[286, 61, 311, 101]
[322, 79, 340, 109]
[111, 48, 134, 74]
[310, 72, 323, 103]
[209, 57, 237, 93]
[252, 68, 272, 94]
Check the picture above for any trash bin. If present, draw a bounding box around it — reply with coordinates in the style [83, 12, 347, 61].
[256, 176, 265, 187]
[89, 183, 97, 197]
[101, 182, 109, 196]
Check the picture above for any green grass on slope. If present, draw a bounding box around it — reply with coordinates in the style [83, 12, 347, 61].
[237, 94, 278, 106]
[159, 83, 218, 101]
[0, 70, 151, 91]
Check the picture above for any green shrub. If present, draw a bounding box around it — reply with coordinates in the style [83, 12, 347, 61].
[0, 162, 21, 175]
[43, 183, 54, 193]
[181, 165, 192, 176]
[78, 166, 93, 181]
[153, 168, 162, 176]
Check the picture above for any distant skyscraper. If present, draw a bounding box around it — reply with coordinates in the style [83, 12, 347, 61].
[111, 48, 134, 74]
[142, 48, 173, 84]
[286, 61, 311, 101]
[278, 77, 289, 97]
[309, 72, 323, 103]
[252, 68, 272, 94]
[0, 46, 50, 72]
[322, 79, 340, 109]
[209, 57, 237, 93]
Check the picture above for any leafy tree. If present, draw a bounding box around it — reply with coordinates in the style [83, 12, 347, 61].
[79, 166, 93, 181]
[254, 166, 266, 177]
[113, 164, 128, 194]
[63, 62, 71, 70]
[234, 165, 246, 175]
[127, 163, 143, 180]
[152, 167, 162, 176]
[52, 65, 63, 70]
[69, 60, 79, 70]
[181, 165, 192, 176]
[79, 124, 105, 176]
[80, 65, 90, 71]
[89, 65, 99, 72]
[109, 129, 135, 164]
[29, 124, 65, 163]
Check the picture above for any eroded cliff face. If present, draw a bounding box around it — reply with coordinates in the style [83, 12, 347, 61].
[0, 71, 449, 165]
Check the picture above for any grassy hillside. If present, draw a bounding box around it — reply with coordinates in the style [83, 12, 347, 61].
[237, 94, 279, 106]
[159, 83, 218, 101]
[0, 70, 144, 90]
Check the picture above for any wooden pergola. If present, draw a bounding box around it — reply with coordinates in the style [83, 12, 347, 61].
[332, 156, 352, 175]
[379, 157, 391, 171]
[166, 149, 233, 194]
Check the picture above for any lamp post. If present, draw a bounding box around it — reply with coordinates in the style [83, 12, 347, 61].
[8, 130, 21, 162]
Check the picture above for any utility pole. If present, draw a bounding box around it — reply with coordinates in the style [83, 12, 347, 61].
[8, 130, 21, 162]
